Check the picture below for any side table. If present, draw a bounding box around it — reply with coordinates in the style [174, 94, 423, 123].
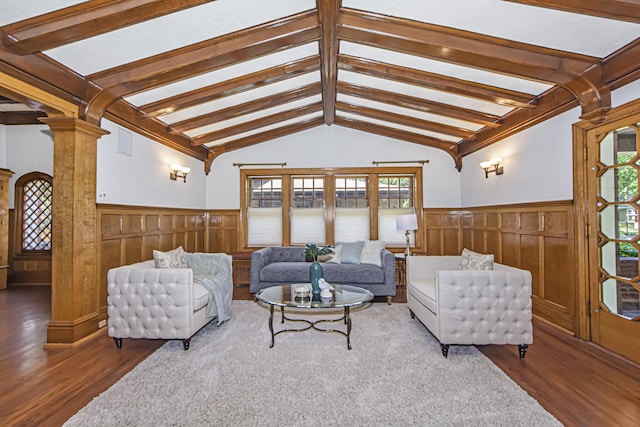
[394, 254, 406, 295]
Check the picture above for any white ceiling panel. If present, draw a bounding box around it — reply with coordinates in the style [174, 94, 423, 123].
[44, 0, 316, 75]
[337, 94, 485, 132]
[344, 0, 640, 57]
[338, 111, 461, 143]
[338, 70, 515, 116]
[340, 42, 553, 93]
[0, 0, 84, 26]
[185, 95, 323, 137]
[126, 43, 319, 106]
[202, 112, 323, 147]
[160, 72, 321, 124]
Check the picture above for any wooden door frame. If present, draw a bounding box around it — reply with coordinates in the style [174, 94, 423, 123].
[573, 97, 640, 340]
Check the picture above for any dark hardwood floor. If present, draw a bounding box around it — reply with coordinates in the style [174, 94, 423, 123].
[1, 285, 640, 426]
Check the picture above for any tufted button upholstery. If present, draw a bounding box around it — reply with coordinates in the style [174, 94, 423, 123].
[107, 258, 217, 344]
[406, 256, 533, 356]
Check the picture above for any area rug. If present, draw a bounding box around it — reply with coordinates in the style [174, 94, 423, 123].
[64, 301, 560, 426]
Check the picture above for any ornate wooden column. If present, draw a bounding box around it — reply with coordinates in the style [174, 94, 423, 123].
[40, 117, 109, 344]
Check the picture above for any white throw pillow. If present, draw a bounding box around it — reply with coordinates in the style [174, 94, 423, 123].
[319, 245, 342, 264]
[458, 248, 494, 270]
[153, 246, 188, 268]
[360, 240, 386, 267]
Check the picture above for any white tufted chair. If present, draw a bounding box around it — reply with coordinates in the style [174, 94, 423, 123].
[406, 255, 533, 358]
[107, 255, 231, 350]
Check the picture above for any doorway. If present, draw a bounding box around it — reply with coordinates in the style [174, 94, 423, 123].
[575, 98, 640, 364]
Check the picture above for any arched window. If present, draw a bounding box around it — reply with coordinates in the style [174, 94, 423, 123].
[14, 172, 53, 254]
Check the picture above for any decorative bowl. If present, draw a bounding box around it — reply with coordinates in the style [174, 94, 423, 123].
[294, 286, 310, 298]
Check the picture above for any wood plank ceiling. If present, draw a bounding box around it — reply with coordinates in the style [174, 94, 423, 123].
[0, 0, 639, 171]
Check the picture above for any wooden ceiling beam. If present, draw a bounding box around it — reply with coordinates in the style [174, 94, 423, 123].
[0, 111, 47, 125]
[1, 0, 214, 55]
[84, 11, 320, 123]
[336, 101, 475, 139]
[339, 54, 537, 109]
[169, 82, 321, 134]
[206, 116, 324, 168]
[504, 0, 640, 24]
[335, 115, 461, 170]
[339, 8, 610, 120]
[317, 0, 340, 125]
[458, 86, 578, 156]
[192, 101, 323, 146]
[337, 81, 501, 128]
[140, 55, 320, 117]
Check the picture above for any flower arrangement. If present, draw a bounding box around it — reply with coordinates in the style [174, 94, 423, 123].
[304, 243, 333, 262]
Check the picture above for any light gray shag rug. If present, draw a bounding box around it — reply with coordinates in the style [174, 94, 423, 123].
[65, 301, 560, 426]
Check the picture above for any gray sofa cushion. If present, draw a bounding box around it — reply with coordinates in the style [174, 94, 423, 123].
[259, 261, 386, 284]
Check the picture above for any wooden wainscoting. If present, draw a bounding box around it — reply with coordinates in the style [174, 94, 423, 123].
[422, 201, 576, 333]
[7, 210, 52, 285]
[97, 205, 208, 316]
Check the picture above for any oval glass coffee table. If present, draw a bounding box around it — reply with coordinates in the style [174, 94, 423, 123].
[255, 284, 373, 350]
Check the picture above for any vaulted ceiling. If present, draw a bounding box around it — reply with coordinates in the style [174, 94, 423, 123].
[0, 0, 639, 171]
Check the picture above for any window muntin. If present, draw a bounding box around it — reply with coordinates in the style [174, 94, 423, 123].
[292, 177, 324, 208]
[335, 176, 368, 208]
[250, 177, 282, 208]
[241, 167, 421, 249]
[378, 175, 414, 209]
[15, 174, 53, 253]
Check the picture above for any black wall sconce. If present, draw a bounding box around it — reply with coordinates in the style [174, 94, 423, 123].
[480, 158, 504, 178]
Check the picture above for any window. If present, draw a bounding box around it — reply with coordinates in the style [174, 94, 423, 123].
[291, 177, 325, 244]
[247, 177, 282, 246]
[335, 176, 369, 242]
[378, 175, 415, 245]
[242, 167, 422, 249]
[15, 172, 53, 254]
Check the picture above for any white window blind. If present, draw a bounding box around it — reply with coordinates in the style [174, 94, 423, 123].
[290, 208, 326, 245]
[334, 207, 370, 242]
[378, 208, 415, 245]
[247, 207, 282, 246]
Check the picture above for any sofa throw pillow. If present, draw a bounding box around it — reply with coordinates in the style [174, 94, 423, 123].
[340, 241, 364, 264]
[153, 246, 188, 269]
[458, 248, 494, 270]
[319, 244, 342, 264]
[360, 240, 386, 267]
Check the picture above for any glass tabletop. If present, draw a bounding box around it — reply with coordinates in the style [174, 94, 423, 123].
[255, 284, 373, 309]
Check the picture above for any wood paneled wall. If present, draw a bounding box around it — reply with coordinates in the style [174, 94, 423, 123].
[97, 205, 208, 316]
[422, 201, 576, 332]
[96, 201, 577, 333]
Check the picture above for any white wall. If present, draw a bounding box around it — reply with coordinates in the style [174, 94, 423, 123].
[460, 81, 640, 207]
[5, 124, 54, 209]
[204, 125, 462, 209]
[0, 124, 6, 168]
[97, 119, 205, 209]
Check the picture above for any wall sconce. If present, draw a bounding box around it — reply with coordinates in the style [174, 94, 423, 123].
[396, 213, 418, 257]
[480, 157, 504, 179]
[170, 164, 190, 182]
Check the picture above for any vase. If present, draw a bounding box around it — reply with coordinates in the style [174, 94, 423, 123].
[310, 261, 323, 295]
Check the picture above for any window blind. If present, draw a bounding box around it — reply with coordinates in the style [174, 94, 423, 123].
[334, 207, 370, 242]
[290, 207, 326, 245]
[378, 208, 415, 245]
[247, 207, 282, 246]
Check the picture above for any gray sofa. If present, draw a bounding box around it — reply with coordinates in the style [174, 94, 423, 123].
[250, 246, 396, 302]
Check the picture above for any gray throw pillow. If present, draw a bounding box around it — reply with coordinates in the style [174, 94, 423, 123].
[339, 241, 364, 264]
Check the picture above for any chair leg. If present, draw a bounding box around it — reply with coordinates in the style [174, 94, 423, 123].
[113, 338, 122, 349]
[386, 296, 392, 305]
[182, 338, 191, 350]
[518, 344, 528, 359]
[440, 344, 450, 358]
[409, 309, 415, 319]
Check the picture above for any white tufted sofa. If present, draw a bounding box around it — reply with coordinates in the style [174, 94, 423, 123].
[406, 255, 533, 358]
[107, 255, 231, 350]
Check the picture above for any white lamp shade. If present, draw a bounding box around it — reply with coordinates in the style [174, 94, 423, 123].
[396, 213, 418, 231]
